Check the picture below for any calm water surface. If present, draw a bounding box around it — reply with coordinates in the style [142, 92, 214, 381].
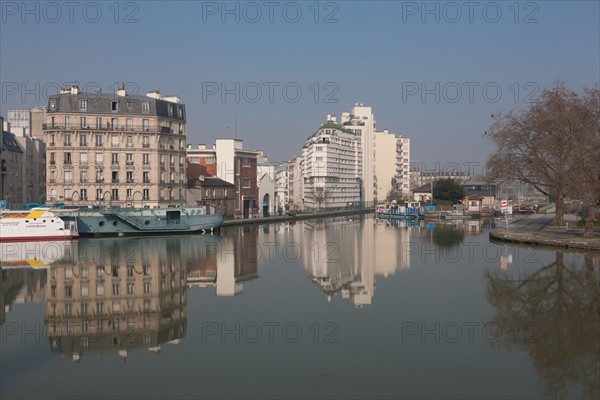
[1, 215, 598, 399]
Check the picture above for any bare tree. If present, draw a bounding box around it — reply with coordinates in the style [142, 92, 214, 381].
[567, 87, 600, 237]
[486, 82, 596, 227]
[313, 187, 329, 209]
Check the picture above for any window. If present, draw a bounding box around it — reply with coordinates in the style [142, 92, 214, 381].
[111, 134, 119, 147]
[111, 118, 118, 130]
[142, 102, 149, 113]
[80, 152, 88, 164]
[127, 265, 134, 277]
[96, 188, 102, 200]
[142, 134, 150, 146]
[50, 99, 56, 110]
[127, 283, 134, 295]
[95, 135, 102, 147]
[126, 136, 133, 148]
[49, 152, 55, 163]
[65, 303, 72, 315]
[126, 188, 133, 198]
[111, 171, 118, 183]
[111, 265, 119, 277]
[80, 116, 87, 128]
[49, 134, 55, 146]
[168, 104, 173, 117]
[79, 99, 87, 110]
[80, 188, 87, 200]
[96, 283, 104, 296]
[143, 189, 150, 200]
[65, 285, 73, 298]
[64, 134, 71, 146]
[242, 179, 250, 188]
[111, 101, 118, 111]
[143, 172, 150, 183]
[81, 302, 88, 315]
[79, 171, 87, 183]
[96, 266, 104, 278]
[95, 153, 103, 165]
[126, 153, 133, 164]
[81, 266, 88, 278]
[142, 153, 149, 165]
[64, 116, 70, 128]
[96, 117, 102, 129]
[143, 282, 151, 294]
[126, 172, 133, 183]
[126, 118, 133, 130]
[80, 134, 87, 147]
[64, 171, 72, 183]
[126, 101, 133, 111]
[112, 188, 119, 200]
[315, 157, 323, 161]
[97, 302, 104, 314]
[112, 283, 119, 295]
[81, 283, 89, 297]
[242, 158, 250, 167]
[111, 153, 119, 165]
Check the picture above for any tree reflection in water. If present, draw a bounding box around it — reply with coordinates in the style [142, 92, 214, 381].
[431, 223, 466, 249]
[485, 250, 600, 399]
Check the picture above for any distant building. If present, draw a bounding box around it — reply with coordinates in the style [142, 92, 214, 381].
[44, 84, 187, 208]
[288, 155, 304, 210]
[274, 163, 289, 213]
[374, 129, 410, 200]
[8, 107, 46, 139]
[256, 150, 275, 217]
[412, 182, 433, 202]
[410, 167, 471, 188]
[462, 182, 496, 208]
[186, 138, 258, 218]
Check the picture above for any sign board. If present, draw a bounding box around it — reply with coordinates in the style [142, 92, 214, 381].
[501, 205, 513, 215]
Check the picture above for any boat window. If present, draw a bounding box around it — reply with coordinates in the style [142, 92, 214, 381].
[99, 221, 104, 226]
[113, 221, 118, 226]
[144, 220, 150, 225]
[43, 220, 46, 222]
[25, 220, 29, 223]
[51, 220, 54, 222]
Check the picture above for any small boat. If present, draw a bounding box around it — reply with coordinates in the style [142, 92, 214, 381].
[0, 208, 79, 242]
[376, 201, 425, 219]
[59, 205, 223, 237]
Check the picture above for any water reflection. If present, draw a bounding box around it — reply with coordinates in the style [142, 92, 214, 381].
[485, 251, 600, 399]
[45, 238, 188, 362]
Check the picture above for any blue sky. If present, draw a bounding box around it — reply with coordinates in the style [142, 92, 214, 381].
[1, 1, 598, 171]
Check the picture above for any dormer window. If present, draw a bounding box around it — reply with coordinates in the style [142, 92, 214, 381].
[142, 102, 149, 113]
[178, 106, 183, 118]
[111, 101, 118, 111]
[50, 99, 56, 110]
[79, 99, 87, 111]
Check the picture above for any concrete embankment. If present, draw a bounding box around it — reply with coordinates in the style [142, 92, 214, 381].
[222, 208, 375, 227]
[489, 214, 600, 251]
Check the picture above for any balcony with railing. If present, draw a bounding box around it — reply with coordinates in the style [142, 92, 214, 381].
[43, 123, 174, 134]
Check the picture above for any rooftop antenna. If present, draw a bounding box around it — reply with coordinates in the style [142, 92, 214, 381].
[235, 117, 238, 139]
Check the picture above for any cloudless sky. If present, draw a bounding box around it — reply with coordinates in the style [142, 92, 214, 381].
[1, 0, 598, 173]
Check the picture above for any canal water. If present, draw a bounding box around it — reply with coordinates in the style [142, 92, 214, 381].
[1, 215, 598, 399]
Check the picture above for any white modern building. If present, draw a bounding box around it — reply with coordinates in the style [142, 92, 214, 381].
[374, 129, 411, 200]
[256, 150, 275, 217]
[302, 117, 362, 209]
[340, 105, 376, 206]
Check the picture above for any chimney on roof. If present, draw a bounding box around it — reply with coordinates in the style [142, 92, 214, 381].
[163, 95, 180, 103]
[147, 90, 161, 99]
[117, 83, 127, 97]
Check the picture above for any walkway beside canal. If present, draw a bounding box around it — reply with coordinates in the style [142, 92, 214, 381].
[222, 208, 375, 227]
[489, 213, 600, 251]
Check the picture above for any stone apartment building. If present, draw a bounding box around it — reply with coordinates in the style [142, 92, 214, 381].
[44, 85, 187, 208]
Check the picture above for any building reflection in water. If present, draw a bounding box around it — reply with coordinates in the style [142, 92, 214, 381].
[186, 226, 259, 296]
[299, 216, 413, 307]
[485, 251, 600, 399]
[44, 238, 188, 362]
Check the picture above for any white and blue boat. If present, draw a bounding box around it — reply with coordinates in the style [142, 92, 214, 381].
[376, 201, 425, 219]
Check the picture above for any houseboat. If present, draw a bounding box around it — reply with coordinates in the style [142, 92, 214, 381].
[0, 208, 79, 242]
[59, 205, 223, 237]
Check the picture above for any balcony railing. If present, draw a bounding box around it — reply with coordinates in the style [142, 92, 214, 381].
[43, 123, 174, 134]
[111, 179, 119, 183]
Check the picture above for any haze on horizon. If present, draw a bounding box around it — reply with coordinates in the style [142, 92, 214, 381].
[1, 1, 598, 173]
